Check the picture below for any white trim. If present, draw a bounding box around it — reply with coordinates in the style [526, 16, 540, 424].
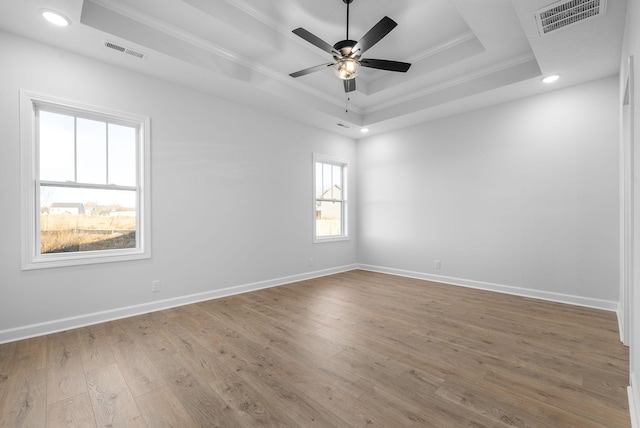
[85, 0, 364, 115]
[620, 55, 635, 346]
[0, 264, 357, 344]
[408, 31, 477, 63]
[19, 90, 151, 270]
[313, 236, 351, 243]
[619, 305, 627, 344]
[366, 53, 537, 114]
[357, 264, 619, 312]
[0, 263, 622, 343]
[629, 374, 640, 428]
[313, 154, 348, 243]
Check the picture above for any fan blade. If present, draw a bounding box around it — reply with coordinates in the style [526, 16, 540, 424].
[361, 58, 411, 73]
[290, 63, 333, 78]
[352, 16, 397, 56]
[292, 28, 338, 55]
[344, 78, 356, 93]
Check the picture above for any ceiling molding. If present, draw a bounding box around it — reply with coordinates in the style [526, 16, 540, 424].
[87, 0, 241, 65]
[409, 31, 478, 63]
[0, 0, 624, 138]
[366, 52, 539, 114]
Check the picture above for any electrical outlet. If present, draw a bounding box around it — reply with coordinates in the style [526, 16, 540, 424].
[434, 260, 441, 269]
[308, 258, 314, 266]
[151, 280, 161, 292]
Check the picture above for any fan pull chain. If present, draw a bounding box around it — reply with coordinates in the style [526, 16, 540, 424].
[345, 94, 350, 112]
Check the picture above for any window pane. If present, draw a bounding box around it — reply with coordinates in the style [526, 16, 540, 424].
[77, 118, 107, 184]
[332, 164, 342, 200]
[40, 185, 137, 254]
[322, 163, 333, 199]
[39, 111, 74, 182]
[108, 124, 137, 186]
[315, 162, 324, 199]
[316, 201, 342, 237]
[333, 164, 342, 192]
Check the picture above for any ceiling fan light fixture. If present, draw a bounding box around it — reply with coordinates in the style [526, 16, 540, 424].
[289, 0, 410, 93]
[334, 58, 360, 80]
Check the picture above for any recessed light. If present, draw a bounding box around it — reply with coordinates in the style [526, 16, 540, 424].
[41, 9, 71, 27]
[542, 74, 560, 84]
[360, 128, 370, 134]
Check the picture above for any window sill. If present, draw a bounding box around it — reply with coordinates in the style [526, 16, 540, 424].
[313, 236, 350, 244]
[22, 249, 150, 270]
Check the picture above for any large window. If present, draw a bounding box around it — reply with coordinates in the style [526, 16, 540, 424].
[314, 155, 348, 242]
[20, 92, 150, 269]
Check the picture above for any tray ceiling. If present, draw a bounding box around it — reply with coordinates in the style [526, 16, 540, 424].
[0, 0, 628, 137]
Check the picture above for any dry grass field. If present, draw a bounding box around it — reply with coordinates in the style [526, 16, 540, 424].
[40, 214, 136, 253]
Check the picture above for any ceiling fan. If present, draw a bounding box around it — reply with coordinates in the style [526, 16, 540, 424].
[289, 0, 411, 93]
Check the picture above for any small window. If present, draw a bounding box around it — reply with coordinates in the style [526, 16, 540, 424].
[20, 92, 150, 269]
[314, 155, 348, 242]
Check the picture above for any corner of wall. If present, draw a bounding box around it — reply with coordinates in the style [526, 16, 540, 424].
[357, 264, 620, 312]
[628, 375, 640, 428]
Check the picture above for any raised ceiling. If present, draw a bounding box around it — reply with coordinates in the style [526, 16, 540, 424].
[0, 0, 628, 138]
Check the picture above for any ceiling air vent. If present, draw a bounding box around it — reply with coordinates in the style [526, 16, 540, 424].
[104, 40, 147, 59]
[534, 0, 606, 36]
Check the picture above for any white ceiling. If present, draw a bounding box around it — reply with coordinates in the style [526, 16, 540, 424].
[0, 0, 628, 138]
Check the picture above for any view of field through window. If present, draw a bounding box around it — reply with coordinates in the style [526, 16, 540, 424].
[38, 109, 138, 254]
[40, 187, 137, 253]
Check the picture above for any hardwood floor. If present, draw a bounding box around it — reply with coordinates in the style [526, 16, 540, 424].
[0, 270, 630, 427]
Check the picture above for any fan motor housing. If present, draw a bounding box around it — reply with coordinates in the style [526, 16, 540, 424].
[333, 39, 358, 59]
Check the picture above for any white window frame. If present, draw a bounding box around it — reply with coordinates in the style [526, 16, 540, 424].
[313, 154, 348, 243]
[20, 91, 151, 270]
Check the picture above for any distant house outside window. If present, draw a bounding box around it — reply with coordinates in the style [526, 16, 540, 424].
[314, 155, 348, 242]
[20, 92, 151, 269]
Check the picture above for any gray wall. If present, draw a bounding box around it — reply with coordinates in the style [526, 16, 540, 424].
[0, 29, 622, 343]
[0, 32, 358, 342]
[357, 76, 620, 308]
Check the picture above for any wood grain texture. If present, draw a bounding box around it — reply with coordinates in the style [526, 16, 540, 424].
[47, 392, 96, 428]
[78, 325, 116, 373]
[135, 386, 196, 427]
[0, 368, 46, 427]
[0, 270, 631, 427]
[85, 363, 146, 427]
[46, 331, 87, 405]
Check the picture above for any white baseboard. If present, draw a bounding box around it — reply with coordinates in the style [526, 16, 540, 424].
[357, 264, 619, 312]
[0, 263, 621, 344]
[618, 305, 628, 345]
[629, 374, 640, 428]
[0, 264, 358, 344]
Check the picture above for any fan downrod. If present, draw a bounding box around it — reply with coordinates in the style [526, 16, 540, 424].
[343, 0, 354, 41]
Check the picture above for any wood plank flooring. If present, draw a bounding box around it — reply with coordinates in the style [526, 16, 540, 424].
[0, 270, 630, 427]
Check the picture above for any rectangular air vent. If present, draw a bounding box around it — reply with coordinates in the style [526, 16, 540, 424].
[534, 0, 606, 36]
[104, 40, 146, 59]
